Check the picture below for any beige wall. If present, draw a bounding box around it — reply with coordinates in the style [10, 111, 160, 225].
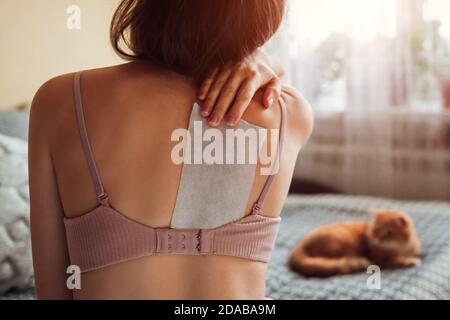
[0, 0, 122, 108]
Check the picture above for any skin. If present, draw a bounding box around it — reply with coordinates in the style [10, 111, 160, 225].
[199, 49, 285, 127]
[29, 57, 313, 300]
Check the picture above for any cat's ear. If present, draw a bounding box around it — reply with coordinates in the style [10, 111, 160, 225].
[396, 216, 407, 228]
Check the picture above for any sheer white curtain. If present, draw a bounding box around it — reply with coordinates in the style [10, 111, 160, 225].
[268, 0, 450, 200]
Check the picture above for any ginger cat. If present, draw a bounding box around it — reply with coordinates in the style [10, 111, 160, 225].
[289, 210, 421, 277]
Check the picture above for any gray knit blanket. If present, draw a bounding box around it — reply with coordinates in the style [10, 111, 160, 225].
[266, 195, 450, 300]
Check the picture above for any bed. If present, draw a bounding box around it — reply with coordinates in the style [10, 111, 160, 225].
[2, 194, 450, 300]
[266, 194, 450, 300]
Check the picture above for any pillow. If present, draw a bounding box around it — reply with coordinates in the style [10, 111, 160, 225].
[0, 133, 33, 294]
[0, 109, 30, 141]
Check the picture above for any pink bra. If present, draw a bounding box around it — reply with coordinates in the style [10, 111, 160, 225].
[64, 72, 287, 273]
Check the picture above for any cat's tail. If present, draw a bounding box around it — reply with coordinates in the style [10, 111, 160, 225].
[288, 247, 371, 277]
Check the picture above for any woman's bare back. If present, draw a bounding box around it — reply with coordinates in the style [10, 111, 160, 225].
[29, 61, 312, 299]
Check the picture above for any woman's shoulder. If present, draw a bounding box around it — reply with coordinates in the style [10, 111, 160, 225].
[242, 85, 313, 147]
[32, 64, 127, 103]
[282, 85, 314, 145]
[29, 66, 108, 146]
[31, 67, 105, 113]
[30, 65, 124, 129]
[32, 72, 75, 107]
[29, 71, 77, 142]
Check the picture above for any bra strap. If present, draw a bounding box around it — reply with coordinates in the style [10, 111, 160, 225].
[73, 72, 110, 206]
[252, 96, 287, 214]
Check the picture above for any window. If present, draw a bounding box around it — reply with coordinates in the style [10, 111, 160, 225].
[268, 0, 450, 113]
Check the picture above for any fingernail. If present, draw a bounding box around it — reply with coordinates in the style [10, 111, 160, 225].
[201, 109, 210, 117]
[208, 115, 220, 126]
[199, 92, 206, 100]
[225, 115, 236, 126]
[267, 96, 274, 107]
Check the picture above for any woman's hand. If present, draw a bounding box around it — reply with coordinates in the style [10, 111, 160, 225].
[198, 49, 284, 127]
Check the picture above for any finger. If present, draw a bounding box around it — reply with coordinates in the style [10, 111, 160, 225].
[262, 77, 282, 108]
[199, 68, 218, 101]
[224, 79, 258, 127]
[208, 71, 248, 127]
[201, 67, 233, 118]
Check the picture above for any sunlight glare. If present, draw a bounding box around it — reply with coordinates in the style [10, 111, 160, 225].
[287, 0, 397, 46]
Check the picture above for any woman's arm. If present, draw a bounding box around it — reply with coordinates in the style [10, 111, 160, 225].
[29, 80, 73, 299]
[198, 49, 287, 127]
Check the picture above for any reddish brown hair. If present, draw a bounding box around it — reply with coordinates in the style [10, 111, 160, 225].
[111, 0, 285, 81]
